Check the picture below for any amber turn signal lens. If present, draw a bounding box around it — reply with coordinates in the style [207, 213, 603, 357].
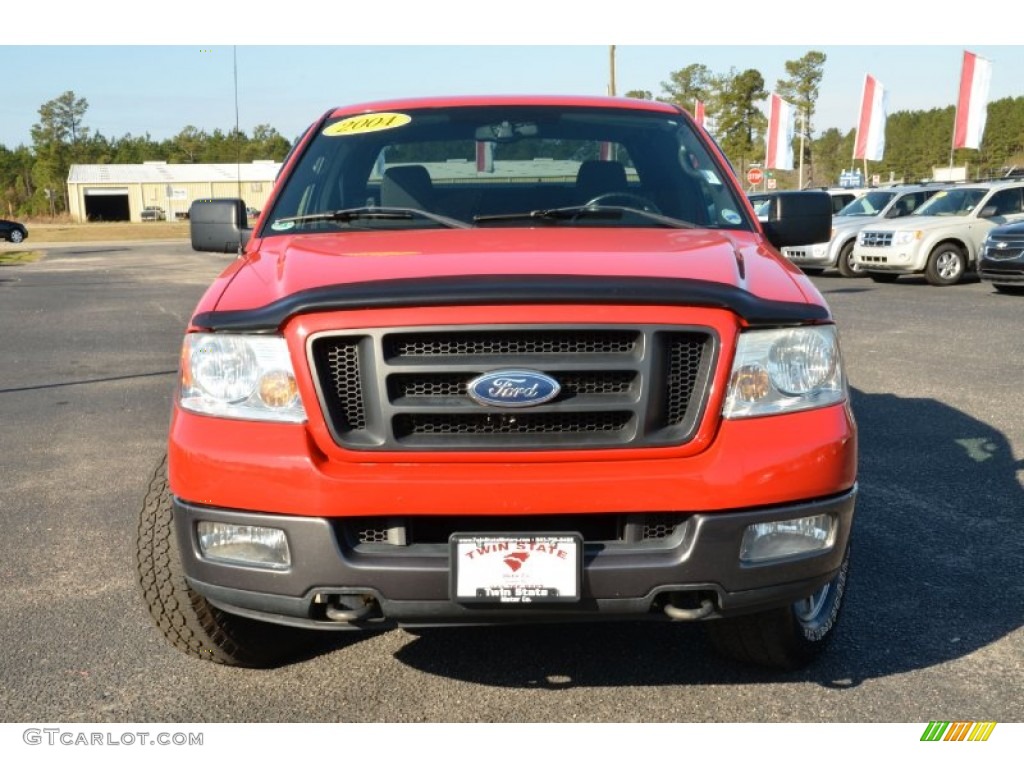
[258, 370, 299, 408]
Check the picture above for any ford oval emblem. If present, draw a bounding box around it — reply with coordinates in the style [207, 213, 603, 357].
[467, 370, 561, 408]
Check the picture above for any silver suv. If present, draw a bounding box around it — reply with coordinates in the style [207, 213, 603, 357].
[852, 180, 1024, 286]
[783, 185, 943, 277]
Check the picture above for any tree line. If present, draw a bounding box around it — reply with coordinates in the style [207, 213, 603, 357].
[629, 51, 1024, 188]
[0, 91, 293, 218]
[4, 65, 1024, 218]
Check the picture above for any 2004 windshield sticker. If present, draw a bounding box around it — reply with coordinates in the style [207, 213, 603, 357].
[324, 113, 412, 136]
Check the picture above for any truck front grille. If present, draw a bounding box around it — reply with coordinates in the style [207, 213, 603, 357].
[309, 325, 717, 451]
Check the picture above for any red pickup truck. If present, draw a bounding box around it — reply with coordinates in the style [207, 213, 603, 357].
[136, 95, 855, 669]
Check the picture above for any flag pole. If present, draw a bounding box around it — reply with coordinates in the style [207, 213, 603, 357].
[798, 109, 806, 189]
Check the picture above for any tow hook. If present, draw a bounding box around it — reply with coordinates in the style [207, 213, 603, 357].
[663, 597, 715, 621]
[323, 594, 377, 622]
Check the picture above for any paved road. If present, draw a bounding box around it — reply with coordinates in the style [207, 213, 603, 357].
[0, 244, 1021, 723]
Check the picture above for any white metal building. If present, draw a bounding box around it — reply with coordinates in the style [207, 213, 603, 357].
[66, 161, 282, 223]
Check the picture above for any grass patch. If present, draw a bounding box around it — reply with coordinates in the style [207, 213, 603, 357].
[24, 221, 192, 243]
[0, 250, 43, 265]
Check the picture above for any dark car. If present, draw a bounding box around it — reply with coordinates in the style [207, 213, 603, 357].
[0, 219, 28, 244]
[979, 220, 1024, 294]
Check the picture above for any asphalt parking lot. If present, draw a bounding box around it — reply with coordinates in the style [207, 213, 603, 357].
[0, 242, 1021, 723]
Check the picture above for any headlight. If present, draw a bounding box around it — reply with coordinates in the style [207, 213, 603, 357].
[723, 326, 846, 418]
[179, 333, 307, 422]
[893, 230, 922, 245]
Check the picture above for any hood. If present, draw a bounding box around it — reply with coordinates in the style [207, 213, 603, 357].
[862, 214, 972, 233]
[832, 214, 883, 237]
[196, 228, 826, 330]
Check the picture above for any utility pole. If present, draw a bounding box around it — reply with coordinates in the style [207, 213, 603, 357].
[608, 45, 616, 97]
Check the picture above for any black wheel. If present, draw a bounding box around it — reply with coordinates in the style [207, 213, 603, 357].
[925, 243, 966, 286]
[836, 241, 863, 278]
[585, 192, 662, 213]
[705, 544, 850, 669]
[135, 455, 316, 666]
[9, 229, 24, 244]
[868, 273, 899, 283]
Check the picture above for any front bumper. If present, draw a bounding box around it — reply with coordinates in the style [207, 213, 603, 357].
[175, 488, 856, 629]
[979, 262, 1024, 284]
[782, 241, 833, 268]
[854, 244, 923, 273]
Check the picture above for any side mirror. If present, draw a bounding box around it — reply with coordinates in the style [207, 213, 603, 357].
[758, 191, 832, 249]
[189, 199, 251, 253]
[978, 205, 998, 219]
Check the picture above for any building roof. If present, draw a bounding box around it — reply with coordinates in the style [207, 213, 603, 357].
[67, 161, 282, 184]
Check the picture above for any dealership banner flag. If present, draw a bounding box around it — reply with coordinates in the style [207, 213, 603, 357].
[765, 93, 795, 170]
[694, 100, 706, 129]
[475, 141, 495, 173]
[953, 50, 993, 150]
[853, 74, 887, 161]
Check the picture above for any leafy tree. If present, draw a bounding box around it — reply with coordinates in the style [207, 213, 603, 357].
[624, 89, 653, 100]
[30, 90, 92, 213]
[713, 68, 767, 172]
[249, 124, 291, 161]
[660, 64, 713, 112]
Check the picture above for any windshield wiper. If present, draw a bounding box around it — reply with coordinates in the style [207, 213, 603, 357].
[274, 206, 471, 229]
[474, 205, 696, 228]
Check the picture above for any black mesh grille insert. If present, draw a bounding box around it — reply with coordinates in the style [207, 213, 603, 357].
[317, 338, 366, 431]
[343, 512, 691, 546]
[665, 334, 708, 426]
[384, 330, 637, 358]
[394, 412, 631, 437]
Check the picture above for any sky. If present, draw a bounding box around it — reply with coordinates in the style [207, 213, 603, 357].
[3, 2, 1022, 151]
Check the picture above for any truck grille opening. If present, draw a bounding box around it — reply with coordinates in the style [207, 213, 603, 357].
[309, 325, 716, 451]
[342, 513, 692, 547]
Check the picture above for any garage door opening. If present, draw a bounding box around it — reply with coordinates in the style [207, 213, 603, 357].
[83, 188, 130, 222]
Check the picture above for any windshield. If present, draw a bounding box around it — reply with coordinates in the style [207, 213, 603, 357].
[262, 105, 753, 235]
[915, 187, 987, 217]
[837, 191, 895, 217]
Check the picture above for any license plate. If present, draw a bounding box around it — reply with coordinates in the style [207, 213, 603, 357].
[450, 533, 582, 604]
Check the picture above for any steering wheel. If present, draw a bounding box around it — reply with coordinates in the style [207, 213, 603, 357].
[584, 192, 662, 214]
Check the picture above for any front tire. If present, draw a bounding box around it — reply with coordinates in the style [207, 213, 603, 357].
[705, 544, 850, 669]
[135, 455, 316, 666]
[836, 241, 863, 278]
[925, 243, 966, 286]
[9, 229, 24, 244]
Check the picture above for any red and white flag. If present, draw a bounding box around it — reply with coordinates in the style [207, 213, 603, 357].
[475, 141, 494, 173]
[853, 74, 887, 162]
[694, 100, 706, 129]
[953, 51, 993, 150]
[765, 93, 795, 170]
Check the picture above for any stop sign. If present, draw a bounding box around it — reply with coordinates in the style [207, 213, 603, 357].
[746, 167, 764, 185]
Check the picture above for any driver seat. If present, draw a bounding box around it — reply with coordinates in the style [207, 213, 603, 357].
[575, 160, 628, 204]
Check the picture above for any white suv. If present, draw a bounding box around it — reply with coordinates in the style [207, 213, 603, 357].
[783, 185, 943, 277]
[852, 180, 1024, 286]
